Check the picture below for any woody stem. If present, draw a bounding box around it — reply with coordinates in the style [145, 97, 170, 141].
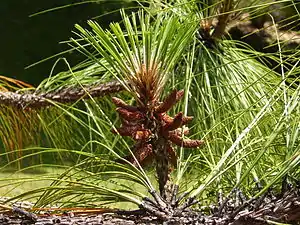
[153, 136, 170, 199]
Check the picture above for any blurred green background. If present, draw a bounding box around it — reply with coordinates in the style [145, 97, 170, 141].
[0, 0, 134, 86]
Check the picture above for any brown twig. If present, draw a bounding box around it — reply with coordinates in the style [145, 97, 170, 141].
[211, 0, 234, 39]
[226, 13, 300, 45]
[0, 80, 124, 109]
[12, 207, 38, 222]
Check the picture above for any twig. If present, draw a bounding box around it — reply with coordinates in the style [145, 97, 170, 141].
[12, 207, 38, 222]
[212, 0, 233, 39]
[178, 197, 198, 211]
[139, 202, 168, 220]
[0, 80, 124, 109]
[170, 184, 179, 207]
[229, 199, 251, 220]
[174, 191, 190, 207]
[226, 14, 300, 45]
[143, 197, 158, 208]
[252, 191, 269, 211]
[116, 209, 146, 216]
[148, 190, 168, 211]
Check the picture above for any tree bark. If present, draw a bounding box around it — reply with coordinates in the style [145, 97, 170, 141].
[0, 80, 124, 109]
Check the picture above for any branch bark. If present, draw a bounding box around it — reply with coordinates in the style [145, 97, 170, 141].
[0, 80, 125, 109]
[227, 13, 300, 46]
[228, 188, 300, 225]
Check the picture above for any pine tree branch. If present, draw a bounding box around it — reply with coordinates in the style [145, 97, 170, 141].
[225, 188, 300, 225]
[211, 0, 234, 39]
[0, 80, 125, 109]
[227, 13, 300, 45]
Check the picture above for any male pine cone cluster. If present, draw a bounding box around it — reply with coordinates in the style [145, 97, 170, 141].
[112, 89, 204, 166]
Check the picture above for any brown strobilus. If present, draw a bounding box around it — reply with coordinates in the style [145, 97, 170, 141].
[111, 65, 204, 199]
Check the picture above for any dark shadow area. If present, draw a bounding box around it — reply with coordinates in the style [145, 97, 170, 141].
[0, 0, 135, 86]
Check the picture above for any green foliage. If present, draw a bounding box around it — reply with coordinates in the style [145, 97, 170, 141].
[0, 0, 299, 213]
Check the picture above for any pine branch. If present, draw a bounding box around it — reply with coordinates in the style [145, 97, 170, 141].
[0, 80, 125, 109]
[227, 13, 300, 45]
[211, 0, 233, 39]
[231, 189, 300, 225]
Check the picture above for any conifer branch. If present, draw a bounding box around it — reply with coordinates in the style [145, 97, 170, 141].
[211, 0, 233, 39]
[0, 80, 124, 109]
